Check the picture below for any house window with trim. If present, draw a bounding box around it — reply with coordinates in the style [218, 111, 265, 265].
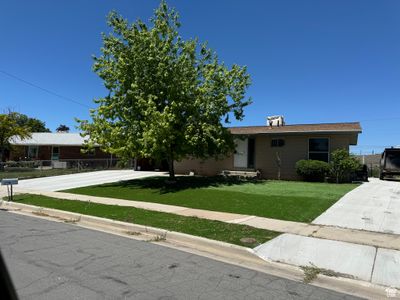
[309, 138, 329, 162]
[27, 146, 38, 159]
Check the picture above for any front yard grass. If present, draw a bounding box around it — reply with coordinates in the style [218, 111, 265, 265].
[64, 176, 358, 223]
[12, 194, 279, 248]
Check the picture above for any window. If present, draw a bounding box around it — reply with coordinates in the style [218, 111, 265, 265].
[51, 146, 60, 160]
[27, 146, 38, 159]
[271, 139, 285, 147]
[309, 138, 329, 162]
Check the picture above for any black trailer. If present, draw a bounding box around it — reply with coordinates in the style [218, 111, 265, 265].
[380, 147, 400, 180]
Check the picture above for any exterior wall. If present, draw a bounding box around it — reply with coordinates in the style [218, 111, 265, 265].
[38, 146, 52, 160]
[175, 133, 353, 179]
[58, 146, 111, 160]
[257, 134, 350, 180]
[9, 146, 111, 160]
[175, 155, 234, 176]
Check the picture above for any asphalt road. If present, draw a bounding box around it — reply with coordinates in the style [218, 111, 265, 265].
[0, 211, 361, 300]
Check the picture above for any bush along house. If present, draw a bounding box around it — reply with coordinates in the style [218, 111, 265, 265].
[175, 116, 362, 180]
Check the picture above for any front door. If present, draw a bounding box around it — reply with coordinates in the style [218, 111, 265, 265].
[51, 146, 60, 160]
[234, 138, 248, 168]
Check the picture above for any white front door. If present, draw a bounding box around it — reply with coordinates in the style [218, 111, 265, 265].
[234, 138, 248, 168]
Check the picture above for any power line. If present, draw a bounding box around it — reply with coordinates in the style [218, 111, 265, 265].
[0, 70, 91, 108]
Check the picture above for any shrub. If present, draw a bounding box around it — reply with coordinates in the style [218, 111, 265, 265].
[330, 149, 362, 183]
[295, 159, 330, 182]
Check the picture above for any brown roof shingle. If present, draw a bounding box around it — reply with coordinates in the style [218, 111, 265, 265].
[228, 122, 362, 135]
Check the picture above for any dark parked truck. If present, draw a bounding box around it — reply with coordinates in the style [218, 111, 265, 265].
[380, 147, 400, 180]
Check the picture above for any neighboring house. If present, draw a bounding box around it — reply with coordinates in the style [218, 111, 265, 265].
[8, 132, 166, 171]
[8, 133, 111, 161]
[175, 117, 362, 180]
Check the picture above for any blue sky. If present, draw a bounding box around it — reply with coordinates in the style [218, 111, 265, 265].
[1, 0, 399, 154]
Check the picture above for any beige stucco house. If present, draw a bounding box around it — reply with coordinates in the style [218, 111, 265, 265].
[175, 118, 362, 180]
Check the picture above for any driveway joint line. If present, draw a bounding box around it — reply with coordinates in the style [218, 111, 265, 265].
[369, 247, 379, 283]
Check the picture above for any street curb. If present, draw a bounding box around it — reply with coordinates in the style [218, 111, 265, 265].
[0, 201, 395, 299]
[0, 201, 261, 264]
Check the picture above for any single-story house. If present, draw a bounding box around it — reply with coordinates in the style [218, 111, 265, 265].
[8, 132, 166, 171]
[8, 133, 111, 161]
[175, 117, 362, 180]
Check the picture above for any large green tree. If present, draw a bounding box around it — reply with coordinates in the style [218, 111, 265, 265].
[79, 1, 251, 179]
[0, 112, 31, 163]
[11, 112, 51, 132]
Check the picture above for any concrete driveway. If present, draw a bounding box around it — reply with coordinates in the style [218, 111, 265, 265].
[254, 178, 400, 288]
[7, 170, 163, 192]
[313, 178, 400, 234]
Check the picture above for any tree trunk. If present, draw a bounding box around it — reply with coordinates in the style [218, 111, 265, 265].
[0, 145, 4, 162]
[168, 152, 175, 181]
[0, 147, 4, 171]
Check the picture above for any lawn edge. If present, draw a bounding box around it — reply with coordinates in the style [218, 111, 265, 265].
[1, 200, 264, 263]
[0, 200, 394, 299]
[62, 178, 358, 224]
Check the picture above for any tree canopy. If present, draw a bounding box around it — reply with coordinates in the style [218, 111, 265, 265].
[11, 112, 51, 133]
[56, 124, 70, 132]
[78, 1, 251, 179]
[0, 112, 31, 162]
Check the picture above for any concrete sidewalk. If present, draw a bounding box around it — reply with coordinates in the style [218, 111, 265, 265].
[7, 187, 400, 252]
[254, 234, 400, 288]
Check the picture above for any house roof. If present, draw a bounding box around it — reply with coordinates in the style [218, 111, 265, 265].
[10, 122, 362, 146]
[10, 133, 87, 146]
[228, 122, 362, 135]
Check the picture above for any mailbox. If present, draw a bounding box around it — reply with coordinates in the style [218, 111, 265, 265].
[1, 178, 18, 202]
[1, 178, 18, 186]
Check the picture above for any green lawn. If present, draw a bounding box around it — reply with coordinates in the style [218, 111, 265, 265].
[64, 176, 358, 223]
[13, 194, 279, 248]
[0, 169, 93, 180]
